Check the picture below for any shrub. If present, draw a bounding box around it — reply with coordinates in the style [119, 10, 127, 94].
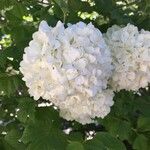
[0, 0, 150, 150]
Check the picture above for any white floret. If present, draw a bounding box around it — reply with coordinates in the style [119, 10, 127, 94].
[104, 24, 150, 91]
[20, 20, 114, 124]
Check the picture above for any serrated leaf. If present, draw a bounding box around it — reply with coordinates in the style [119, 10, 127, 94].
[67, 141, 84, 150]
[84, 132, 126, 150]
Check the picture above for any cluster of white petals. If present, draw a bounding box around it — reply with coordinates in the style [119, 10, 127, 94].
[104, 24, 150, 91]
[20, 21, 114, 124]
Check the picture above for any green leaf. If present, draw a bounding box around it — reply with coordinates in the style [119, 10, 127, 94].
[111, 91, 135, 120]
[17, 97, 36, 123]
[84, 132, 126, 150]
[137, 117, 150, 132]
[3, 1, 27, 20]
[0, 139, 15, 150]
[34, 107, 62, 127]
[21, 107, 67, 150]
[0, 47, 9, 68]
[67, 141, 84, 150]
[10, 2, 28, 19]
[4, 129, 26, 150]
[68, 132, 84, 142]
[99, 116, 132, 141]
[134, 96, 150, 117]
[133, 134, 149, 150]
[0, 74, 21, 96]
[0, 0, 15, 10]
[22, 125, 67, 150]
[53, 0, 68, 14]
[52, 0, 69, 22]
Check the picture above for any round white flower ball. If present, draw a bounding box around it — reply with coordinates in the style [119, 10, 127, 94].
[104, 24, 150, 91]
[20, 20, 114, 124]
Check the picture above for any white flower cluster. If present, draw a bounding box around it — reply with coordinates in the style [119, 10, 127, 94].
[20, 21, 114, 124]
[104, 24, 150, 91]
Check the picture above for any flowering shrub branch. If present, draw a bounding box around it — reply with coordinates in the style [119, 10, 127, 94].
[0, 0, 150, 149]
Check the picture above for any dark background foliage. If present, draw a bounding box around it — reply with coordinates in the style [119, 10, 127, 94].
[0, 0, 150, 149]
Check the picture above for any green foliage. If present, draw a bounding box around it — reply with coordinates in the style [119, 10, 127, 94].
[66, 142, 84, 150]
[133, 134, 150, 150]
[4, 129, 26, 150]
[0, 74, 21, 96]
[0, 0, 150, 149]
[137, 117, 150, 132]
[17, 97, 36, 123]
[99, 116, 133, 141]
[84, 132, 126, 150]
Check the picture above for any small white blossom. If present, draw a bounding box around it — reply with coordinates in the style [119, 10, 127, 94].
[20, 20, 114, 124]
[104, 24, 150, 91]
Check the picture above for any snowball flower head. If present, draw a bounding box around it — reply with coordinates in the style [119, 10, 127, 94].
[20, 20, 114, 124]
[104, 24, 150, 91]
